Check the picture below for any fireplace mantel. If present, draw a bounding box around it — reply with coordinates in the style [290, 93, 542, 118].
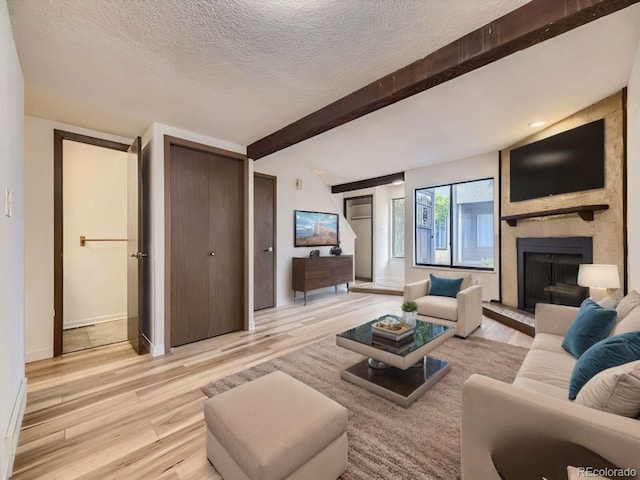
[500, 204, 609, 227]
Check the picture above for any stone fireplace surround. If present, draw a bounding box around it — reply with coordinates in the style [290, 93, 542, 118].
[499, 92, 625, 310]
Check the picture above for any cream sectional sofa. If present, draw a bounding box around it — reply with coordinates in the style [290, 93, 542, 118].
[461, 301, 640, 480]
[403, 272, 482, 338]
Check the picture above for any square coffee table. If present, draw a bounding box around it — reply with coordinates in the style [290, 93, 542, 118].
[336, 318, 454, 407]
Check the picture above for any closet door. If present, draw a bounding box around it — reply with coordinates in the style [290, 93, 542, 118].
[168, 140, 246, 348]
[208, 153, 245, 337]
[170, 145, 211, 347]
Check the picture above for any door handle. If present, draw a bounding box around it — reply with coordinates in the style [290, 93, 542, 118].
[209, 252, 216, 256]
[130, 252, 148, 259]
[264, 247, 274, 252]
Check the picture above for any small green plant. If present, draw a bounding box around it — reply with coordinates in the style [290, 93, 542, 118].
[401, 301, 418, 312]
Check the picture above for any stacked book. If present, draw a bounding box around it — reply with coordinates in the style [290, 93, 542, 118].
[371, 315, 414, 342]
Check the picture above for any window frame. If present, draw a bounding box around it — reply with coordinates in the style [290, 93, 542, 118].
[413, 177, 495, 271]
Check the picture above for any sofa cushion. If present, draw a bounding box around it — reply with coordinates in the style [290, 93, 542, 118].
[428, 274, 463, 298]
[575, 360, 640, 417]
[415, 295, 458, 321]
[569, 331, 640, 400]
[616, 290, 640, 321]
[531, 333, 565, 353]
[513, 376, 570, 400]
[562, 299, 616, 359]
[611, 305, 640, 336]
[516, 349, 576, 391]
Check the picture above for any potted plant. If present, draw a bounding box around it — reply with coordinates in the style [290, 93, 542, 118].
[401, 301, 418, 326]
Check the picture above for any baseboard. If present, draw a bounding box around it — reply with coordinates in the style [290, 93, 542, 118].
[3, 378, 27, 480]
[148, 337, 165, 357]
[25, 347, 53, 363]
[63, 313, 127, 330]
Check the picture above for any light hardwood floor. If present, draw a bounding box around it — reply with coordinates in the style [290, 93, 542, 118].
[13, 292, 532, 480]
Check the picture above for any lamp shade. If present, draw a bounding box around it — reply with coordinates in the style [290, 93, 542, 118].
[577, 264, 620, 289]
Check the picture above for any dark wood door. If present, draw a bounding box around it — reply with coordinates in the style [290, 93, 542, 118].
[208, 153, 245, 336]
[169, 143, 245, 347]
[254, 173, 276, 310]
[170, 145, 211, 347]
[127, 136, 145, 353]
[140, 143, 152, 347]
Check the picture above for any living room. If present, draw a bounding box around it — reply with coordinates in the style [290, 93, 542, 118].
[2, 1, 640, 479]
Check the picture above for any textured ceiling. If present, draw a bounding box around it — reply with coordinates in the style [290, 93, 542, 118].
[280, 5, 640, 184]
[8, 0, 531, 143]
[8, 1, 640, 184]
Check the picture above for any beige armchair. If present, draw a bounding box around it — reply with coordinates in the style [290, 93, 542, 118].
[403, 273, 482, 338]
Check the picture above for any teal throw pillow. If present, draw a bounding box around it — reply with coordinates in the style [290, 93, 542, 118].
[562, 299, 617, 359]
[428, 274, 463, 298]
[569, 331, 640, 400]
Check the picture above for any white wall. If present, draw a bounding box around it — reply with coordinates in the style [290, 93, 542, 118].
[0, 2, 26, 477]
[62, 141, 127, 328]
[148, 123, 247, 354]
[404, 152, 500, 301]
[628, 40, 640, 292]
[254, 154, 356, 306]
[23, 116, 131, 361]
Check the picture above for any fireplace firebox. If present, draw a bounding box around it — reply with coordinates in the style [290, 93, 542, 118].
[517, 237, 593, 313]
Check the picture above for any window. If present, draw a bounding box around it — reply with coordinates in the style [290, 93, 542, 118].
[415, 178, 494, 269]
[476, 214, 493, 248]
[391, 198, 405, 258]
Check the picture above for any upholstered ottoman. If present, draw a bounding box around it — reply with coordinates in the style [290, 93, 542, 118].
[204, 371, 348, 480]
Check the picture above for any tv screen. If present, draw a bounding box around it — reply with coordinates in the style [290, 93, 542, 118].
[510, 119, 605, 202]
[294, 210, 339, 247]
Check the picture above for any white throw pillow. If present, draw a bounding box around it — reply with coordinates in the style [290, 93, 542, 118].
[574, 360, 640, 417]
[567, 465, 611, 479]
[612, 306, 640, 336]
[616, 290, 640, 321]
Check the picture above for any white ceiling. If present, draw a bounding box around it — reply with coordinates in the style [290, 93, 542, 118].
[8, 0, 640, 184]
[278, 5, 640, 184]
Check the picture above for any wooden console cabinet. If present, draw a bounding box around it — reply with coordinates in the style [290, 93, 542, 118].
[292, 255, 353, 305]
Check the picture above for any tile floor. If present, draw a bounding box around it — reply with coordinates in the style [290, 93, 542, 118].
[63, 318, 128, 354]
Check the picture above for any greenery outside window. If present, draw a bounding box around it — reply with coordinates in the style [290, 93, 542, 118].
[392, 198, 405, 258]
[415, 178, 494, 270]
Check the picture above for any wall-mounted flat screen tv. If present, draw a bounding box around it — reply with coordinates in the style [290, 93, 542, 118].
[510, 118, 605, 202]
[294, 210, 339, 247]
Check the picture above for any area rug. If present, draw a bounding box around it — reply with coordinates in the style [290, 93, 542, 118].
[202, 336, 528, 480]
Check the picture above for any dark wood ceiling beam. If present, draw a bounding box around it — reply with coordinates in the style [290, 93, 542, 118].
[331, 172, 404, 194]
[248, 0, 638, 160]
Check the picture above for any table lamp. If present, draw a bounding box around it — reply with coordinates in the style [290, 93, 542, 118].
[577, 264, 620, 302]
